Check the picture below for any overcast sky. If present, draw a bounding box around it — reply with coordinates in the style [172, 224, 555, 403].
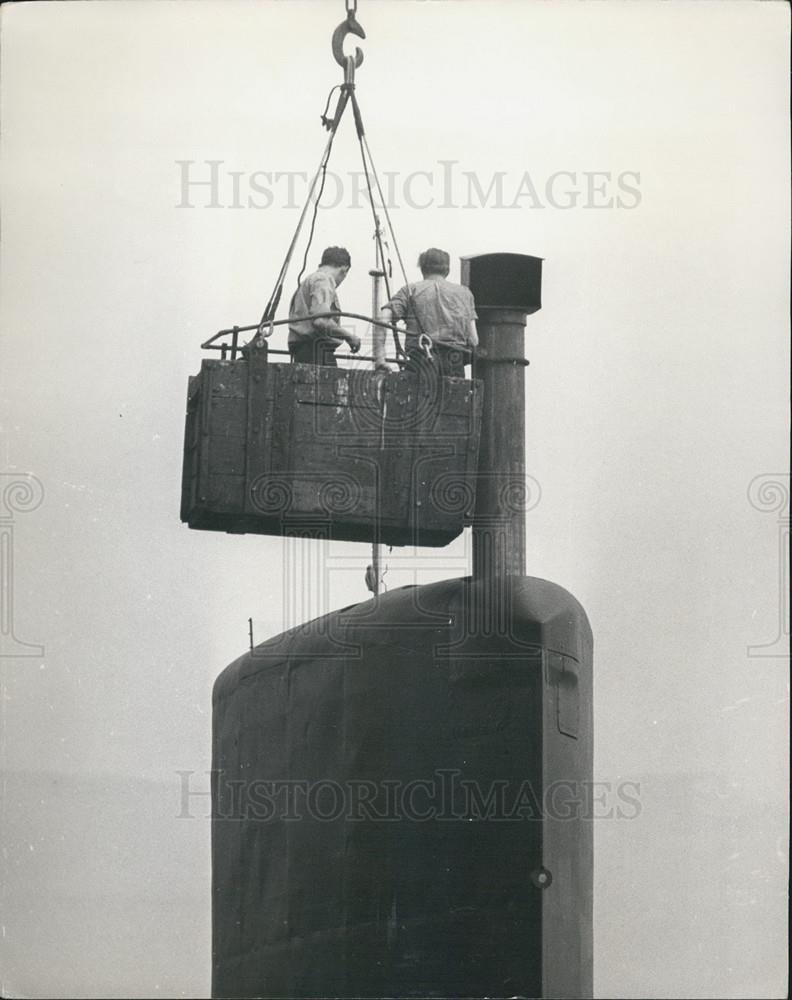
[0, 1, 789, 997]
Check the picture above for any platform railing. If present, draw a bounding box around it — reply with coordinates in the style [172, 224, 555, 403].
[201, 312, 404, 365]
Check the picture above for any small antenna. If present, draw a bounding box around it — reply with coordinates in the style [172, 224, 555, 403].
[248, 617, 254, 651]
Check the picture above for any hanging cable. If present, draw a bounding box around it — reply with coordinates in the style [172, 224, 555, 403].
[345, 89, 424, 356]
[320, 85, 342, 130]
[359, 128, 429, 346]
[349, 95, 392, 307]
[294, 126, 340, 291]
[256, 124, 341, 337]
[360, 132, 412, 293]
[254, 2, 422, 358]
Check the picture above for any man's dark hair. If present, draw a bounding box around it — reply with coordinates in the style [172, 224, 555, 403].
[418, 247, 450, 276]
[320, 246, 351, 268]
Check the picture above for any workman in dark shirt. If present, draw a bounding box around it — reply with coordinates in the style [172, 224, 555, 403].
[288, 246, 361, 366]
[375, 247, 478, 378]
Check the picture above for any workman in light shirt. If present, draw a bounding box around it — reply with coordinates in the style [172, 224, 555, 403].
[375, 247, 478, 378]
[288, 246, 361, 366]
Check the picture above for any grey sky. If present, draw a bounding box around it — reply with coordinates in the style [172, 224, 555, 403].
[0, 1, 788, 997]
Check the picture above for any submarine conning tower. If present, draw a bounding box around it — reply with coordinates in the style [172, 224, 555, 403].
[211, 253, 593, 999]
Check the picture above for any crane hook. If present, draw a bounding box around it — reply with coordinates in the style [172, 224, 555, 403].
[332, 11, 365, 70]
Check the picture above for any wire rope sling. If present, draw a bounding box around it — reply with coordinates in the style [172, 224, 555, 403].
[180, 1, 483, 548]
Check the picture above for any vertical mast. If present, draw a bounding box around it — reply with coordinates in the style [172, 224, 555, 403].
[368, 262, 386, 595]
[461, 253, 543, 581]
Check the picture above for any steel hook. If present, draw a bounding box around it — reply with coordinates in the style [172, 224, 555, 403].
[332, 12, 365, 70]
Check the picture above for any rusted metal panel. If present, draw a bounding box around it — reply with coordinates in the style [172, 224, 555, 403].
[209, 360, 248, 398]
[181, 359, 483, 546]
[206, 474, 246, 511]
[244, 350, 276, 513]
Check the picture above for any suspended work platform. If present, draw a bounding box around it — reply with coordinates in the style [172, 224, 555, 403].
[181, 349, 483, 547]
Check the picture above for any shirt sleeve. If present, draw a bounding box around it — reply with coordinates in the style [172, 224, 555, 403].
[308, 274, 337, 317]
[384, 284, 411, 322]
[466, 288, 478, 321]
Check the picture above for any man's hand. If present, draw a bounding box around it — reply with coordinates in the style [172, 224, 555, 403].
[375, 362, 392, 374]
[345, 331, 361, 353]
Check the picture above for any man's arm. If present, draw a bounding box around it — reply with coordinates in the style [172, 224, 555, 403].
[467, 319, 479, 349]
[309, 278, 359, 351]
